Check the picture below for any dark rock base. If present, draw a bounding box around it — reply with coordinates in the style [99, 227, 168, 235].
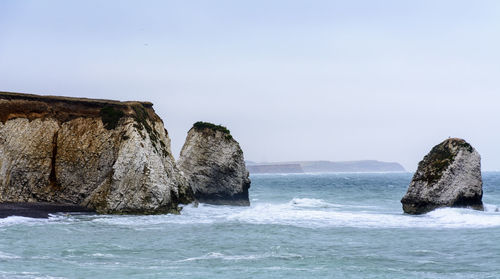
[0, 202, 95, 218]
[402, 200, 484, 215]
[195, 192, 250, 206]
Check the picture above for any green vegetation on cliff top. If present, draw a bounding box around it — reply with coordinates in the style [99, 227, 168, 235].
[99, 106, 124, 130]
[193, 121, 232, 140]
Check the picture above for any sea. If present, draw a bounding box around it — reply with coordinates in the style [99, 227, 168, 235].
[1, 172, 500, 279]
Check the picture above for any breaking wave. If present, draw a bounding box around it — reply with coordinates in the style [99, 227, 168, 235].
[21, 198, 496, 230]
[2, 198, 499, 230]
[176, 251, 303, 262]
[226, 199, 500, 229]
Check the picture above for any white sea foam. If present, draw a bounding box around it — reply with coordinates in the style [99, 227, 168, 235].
[225, 199, 500, 229]
[483, 203, 500, 212]
[0, 216, 47, 227]
[424, 207, 500, 228]
[75, 199, 500, 229]
[177, 251, 302, 262]
[288, 198, 341, 208]
[0, 214, 81, 228]
[91, 253, 112, 257]
[12, 198, 499, 230]
[0, 251, 21, 259]
[0, 271, 66, 279]
[89, 203, 237, 227]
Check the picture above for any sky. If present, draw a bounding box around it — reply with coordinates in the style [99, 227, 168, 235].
[1, 0, 499, 171]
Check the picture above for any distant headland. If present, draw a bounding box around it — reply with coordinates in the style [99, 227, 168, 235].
[246, 160, 406, 174]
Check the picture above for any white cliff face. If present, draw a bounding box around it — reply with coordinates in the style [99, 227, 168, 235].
[102, 118, 191, 213]
[0, 93, 193, 214]
[401, 138, 483, 214]
[178, 124, 251, 206]
[0, 118, 60, 202]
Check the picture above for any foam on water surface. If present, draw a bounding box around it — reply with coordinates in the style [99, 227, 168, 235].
[0, 216, 48, 227]
[177, 251, 303, 262]
[24, 198, 500, 230]
[226, 199, 500, 229]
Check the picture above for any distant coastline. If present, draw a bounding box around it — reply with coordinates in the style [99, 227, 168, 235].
[246, 160, 406, 174]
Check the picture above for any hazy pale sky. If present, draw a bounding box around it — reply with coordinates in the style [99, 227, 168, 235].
[1, 0, 499, 171]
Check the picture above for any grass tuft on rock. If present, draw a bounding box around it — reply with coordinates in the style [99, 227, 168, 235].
[193, 121, 232, 139]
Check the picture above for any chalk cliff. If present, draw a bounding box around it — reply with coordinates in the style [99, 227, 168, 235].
[0, 91, 193, 214]
[401, 138, 483, 214]
[178, 122, 251, 206]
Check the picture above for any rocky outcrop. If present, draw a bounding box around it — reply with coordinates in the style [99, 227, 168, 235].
[0, 91, 194, 214]
[401, 138, 483, 214]
[178, 122, 251, 206]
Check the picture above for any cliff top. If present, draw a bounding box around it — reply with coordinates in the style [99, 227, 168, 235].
[0, 91, 152, 107]
[192, 121, 232, 139]
[0, 91, 163, 130]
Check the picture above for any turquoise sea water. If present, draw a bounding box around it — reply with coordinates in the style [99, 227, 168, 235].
[1, 172, 500, 279]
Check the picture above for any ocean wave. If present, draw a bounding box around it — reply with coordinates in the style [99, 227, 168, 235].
[226, 199, 500, 229]
[89, 204, 235, 227]
[177, 251, 302, 262]
[90, 253, 115, 258]
[424, 207, 500, 228]
[289, 198, 341, 208]
[0, 214, 80, 228]
[75, 200, 500, 229]
[0, 216, 47, 227]
[483, 203, 500, 212]
[0, 271, 66, 279]
[6, 199, 499, 230]
[0, 251, 21, 259]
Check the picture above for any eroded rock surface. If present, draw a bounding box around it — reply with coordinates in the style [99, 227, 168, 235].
[401, 138, 483, 214]
[0, 91, 193, 214]
[178, 122, 251, 206]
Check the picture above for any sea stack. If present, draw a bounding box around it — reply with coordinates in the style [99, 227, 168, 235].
[401, 138, 483, 214]
[178, 122, 251, 206]
[0, 91, 194, 214]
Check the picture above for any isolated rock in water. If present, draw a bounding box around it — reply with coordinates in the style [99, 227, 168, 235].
[178, 122, 251, 206]
[0, 91, 194, 214]
[401, 138, 483, 214]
